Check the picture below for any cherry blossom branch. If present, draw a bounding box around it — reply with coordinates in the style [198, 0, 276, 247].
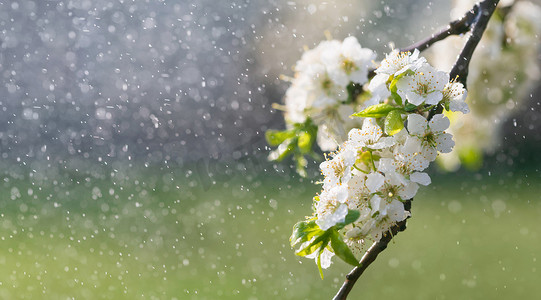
[332, 200, 410, 300]
[334, 1, 500, 299]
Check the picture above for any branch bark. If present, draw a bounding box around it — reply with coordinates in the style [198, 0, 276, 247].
[399, 6, 478, 53]
[429, 0, 500, 120]
[334, 1, 500, 299]
[449, 0, 500, 87]
[332, 200, 410, 300]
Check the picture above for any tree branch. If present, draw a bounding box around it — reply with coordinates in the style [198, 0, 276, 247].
[332, 201, 410, 300]
[334, 1, 500, 298]
[450, 0, 500, 87]
[400, 6, 479, 53]
[429, 0, 500, 120]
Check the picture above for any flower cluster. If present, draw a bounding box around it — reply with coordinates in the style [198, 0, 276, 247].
[290, 49, 468, 274]
[284, 37, 376, 151]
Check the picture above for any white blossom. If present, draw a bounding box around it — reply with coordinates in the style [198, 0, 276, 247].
[442, 81, 469, 113]
[407, 114, 455, 161]
[347, 118, 395, 150]
[320, 147, 356, 188]
[322, 36, 376, 86]
[375, 49, 427, 77]
[291, 46, 473, 269]
[367, 73, 391, 104]
[316, 185, 349, 230]
[396, 64, 449, 106]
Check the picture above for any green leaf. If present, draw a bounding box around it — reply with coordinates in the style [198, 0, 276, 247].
[316, 249, 324, 279]
[388, 70, 415, 106]
[330, 231, 360, 267]
[296, 231, 331, 257]
[404, 103, 418, 112]
[343, 209, 361, 226]
[273, 138, 297, 162]
[389, 79, 402, 106]
[290, 219, 322, 248]
[352, 103, 397, 118]
[335, 209, 361, 230]
[390, 91, 403, 106]
[297, 131, 313, 154]
[265, 130, 295, 146]
[384, 110, 404, 136]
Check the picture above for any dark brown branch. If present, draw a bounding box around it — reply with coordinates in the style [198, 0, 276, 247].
[332, 201, 410, 300]
[429, 0, 500, 120]
[450, 0, 500, 87]
[334, 1, 501, 299]
[400, 6, 478, 53]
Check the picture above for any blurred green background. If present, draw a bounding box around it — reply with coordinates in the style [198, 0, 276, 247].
[1, 162, 539, 299]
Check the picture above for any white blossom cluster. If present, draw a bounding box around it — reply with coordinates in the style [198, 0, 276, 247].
[284, 37, 376, 151]
[303, 50, 468, 269]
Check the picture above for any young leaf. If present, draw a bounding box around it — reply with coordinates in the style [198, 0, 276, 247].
[335, 209, 361, 230]
[389, 79, 402, 106]
[290, 219, 322, 248]
[317, 249, 324, 279]
[272, 138, 297, 162]
[265, 129, 295, 146]
[384, 110, 404, 136]
[351, 103, 397, 118]
[330, 231, 360, 267]
[296, 231, 331, 257]
[404, 103, 418, 112]
[297, 131, 313, 154]
[343, 209, 361, 226]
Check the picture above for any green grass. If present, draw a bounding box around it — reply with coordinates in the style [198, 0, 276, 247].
[0, 166, 539, 299]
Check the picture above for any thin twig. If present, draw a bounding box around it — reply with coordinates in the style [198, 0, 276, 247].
[429, 0, 500, 120]
[334, 1, 500, 299]
[449, 0, 500, 87]
[400, 6, 479, 53]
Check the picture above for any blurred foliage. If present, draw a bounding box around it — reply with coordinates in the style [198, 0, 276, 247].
[0, 165, 540, 299]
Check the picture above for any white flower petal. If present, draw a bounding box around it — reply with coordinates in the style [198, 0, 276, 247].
[429, 114, 450, 132]
[317, 203, 349, 231]
[402, 136, 422, 155]
[345, 227, 363, 239]
[370, 136, 396, 149]
[449, 100, 470, 114]
[421, 146, 437, 162]
[386, 171, 406, 186]
[320, 248, 334, 269]
[410, 172, 431, 186]
[435, 133, 455, 153]
[362, 118, 383, 142]
[398, 180, 418, 199]
[387, 200, 406, 222]
[368, 73, 391, 102]
[378, 158, 396, 173]
[370, 195, 383, 214]
[425, 91, 443, 105]
[366, 172, 385, 193]
[407, 114, 428, 135]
